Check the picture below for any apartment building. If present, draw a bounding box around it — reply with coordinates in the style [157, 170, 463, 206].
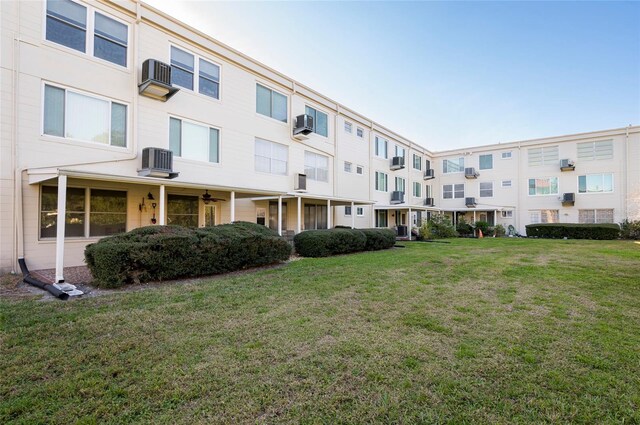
[1, 0, 638, 281]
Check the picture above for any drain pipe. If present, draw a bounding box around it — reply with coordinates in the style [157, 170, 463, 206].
[18, 258, 69, 300]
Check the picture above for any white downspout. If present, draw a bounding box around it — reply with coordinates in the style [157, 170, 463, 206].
[277, 196, 282, 235]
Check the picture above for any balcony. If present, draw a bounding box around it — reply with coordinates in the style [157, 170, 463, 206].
[464, 167, 479, 179]
[390, 156, 405, 170]
[423, 169, 435, 180]
[465, 197, 477, 208]
[390, 191, 404, 204]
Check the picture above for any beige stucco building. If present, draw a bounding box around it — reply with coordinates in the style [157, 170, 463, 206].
[1, 0, 638, 280]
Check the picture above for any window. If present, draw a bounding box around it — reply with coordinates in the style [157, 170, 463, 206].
[479, 182, 493, 197]
[375, 172, 388, 192]
[345, 206, 352, 216]
[170, 47, 220, 99]
[395, 177, 406, 194]
[169, 117, 219, 163]
[256, 84, 287, 122]
[501, 210, 513, 218]
[356, 207, 364, 216]
[528, 177, 559, 196]
[529, 210, 559, 224]
[425, 184, 432, 198]
[479, 154, 493, 170]
[43, 84, 127, 147]
[40, 186, 126, 238]
[357, 127, 364, 138]
[413, 182, 421, 198]
[269, 202, 288, 231]
[167, 195, 199, 227]
[413, 154, 422, 170]
[305, 151, 329, 182]
[501, 151, 512, 159]
[356, 165, 364, 175]
[577, 140, 613, 161]
[255, 138, 287, 175]
[304, 204, 327, 230]
[256, 208, 266, 226]
[46, 0, 128, 67]
[344, 121, 352, 133]
[344, 161, 352, 173]
[579, 209, 614, 224]
[443, 157, 464, 173]
[443, 184, 464, 199]
[502, 180, 512, 187]
[528, 145, 559, 166]
[305, 106, 328, 137]
[376, 210, 388, 228]
[395, 145, 405, 159]
[578, 173, 613, 193]
[375, 136, 388, 158]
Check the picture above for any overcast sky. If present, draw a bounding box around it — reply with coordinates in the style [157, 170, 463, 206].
[145, 0, 640, 151]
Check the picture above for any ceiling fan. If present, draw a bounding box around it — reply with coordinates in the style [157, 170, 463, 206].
[201, 190, 226, 204]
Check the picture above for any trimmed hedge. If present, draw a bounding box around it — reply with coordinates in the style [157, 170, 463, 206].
[293, 228, 395, 257]
[85, 222, 291, 288]
[525, 223, 620, 240]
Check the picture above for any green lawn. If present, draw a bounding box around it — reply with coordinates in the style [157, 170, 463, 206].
[2, 239, 640, 424]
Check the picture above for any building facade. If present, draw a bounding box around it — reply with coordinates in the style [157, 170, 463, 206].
[1, 0, 638, 279]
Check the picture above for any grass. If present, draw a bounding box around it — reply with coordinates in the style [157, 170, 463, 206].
[1, 238, 640, 424]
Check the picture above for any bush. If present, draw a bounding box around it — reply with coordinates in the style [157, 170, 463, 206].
[525, 223, 620, 240]
[456, 217, 473, 237]
[620, 219, 640, 240]
[417, 221, 432, 241]
[293, 228, 395, 257]
[474, 221, 491, 236]
[85, 222, 291, 288]
[494, 224, 506, 237]
[427, 214, 458, 238]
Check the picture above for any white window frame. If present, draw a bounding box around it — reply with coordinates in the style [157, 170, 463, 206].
[43, 0, 131, 69]
[529, 209, 559, 224]
[304, 151, 329, 182]
[501, 180, 512, 188]
[41, 81, 129, 148]
[254, 138, 288, 175]
[501, 210, 513, 218]
[356, 127, 364, 138]
[412, 181, 421, 198]
[528, 145, 559, 166]
[501, 151, 512, 159]
[344, 121, 353, 133]
[577, 140, 613, 161]
[344, 206, 352, 216]
[256, 82, 288, 123]
[413, 154, 422, 170]
[479, 181, 493, 198]
[375, 171, 388, 192]
[356, 165, 364, 175]
[579, 209, 614, 224]
[344, 161, 352, 173]
[479, 154, 493, 170]
[528, 177, 559, 196]
[443, 184, 464, 199]
[375, 136, 388, 159]
[577, 173, 614, 194]
[395, 177, 406, 194]
[394, 145, 405, 159]
[170, 44, 222, 100]
[168, 115, 221, 164]
[305, 105, 329, 137]
[442, 157, 464, 174]
[356, 207, 364, 216]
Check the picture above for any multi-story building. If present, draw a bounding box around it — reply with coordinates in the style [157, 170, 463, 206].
[1, 0, 638, 281]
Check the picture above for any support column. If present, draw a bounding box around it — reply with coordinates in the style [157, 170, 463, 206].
[297, 196, 302, 233]
[408, 207, 412, 240]
[473, 210, 477, 237]
[277, 196, 282, 236]
[351, 202, 355, 229]
[230, 191, 235, 223]
[494, 210, 498, 226]
[327, 199, 331, 229]
[159, 185, 166, 225]
[55, 175, 67, 283]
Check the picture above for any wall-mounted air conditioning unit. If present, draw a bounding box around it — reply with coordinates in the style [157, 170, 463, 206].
[138, 59, 179, 102]
[390, 156, 405, 170]
[293, 114, 314, 140]
[560, 159, 575, 171]
[562, 192, 575, 206]
[424, 197, 435, 207]
[465, 197, 477, 207]
[423, 169, 435, 180]
[294, 173, 307, 192]
[138, 147, 179, 178]
[390, 191, 404, 204]
[465, 167, 479, 179]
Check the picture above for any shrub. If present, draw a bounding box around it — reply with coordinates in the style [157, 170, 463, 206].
[293, 228, 395, 257]
[85, 222, 291, 288]
[494, 224, 506, 237]
[456, 217, 473, 237]
[474, 221, 491, 236]
[525, 223, 620, 240]
[620, 219, 640, 240]
[417, 221, 432, 241]
[293, 228, 366, 257]
[427, 214, 458, 238]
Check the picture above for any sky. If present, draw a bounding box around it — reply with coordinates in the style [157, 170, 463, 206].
[144, 0, 640, 151]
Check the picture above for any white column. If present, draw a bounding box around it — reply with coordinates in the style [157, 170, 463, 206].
[494, 209, 498, 226]
[230, 191, 235, 223]
[327, 199, 331, 229]
[408, 207, 412, 240]
[351, 202, 355, 229]
[159, 185, 166, 225]
[55, 175, 67, 283]
[297, 196, 302, 233]
[473, 210, 477, 237]
[277, 196, 282, 236]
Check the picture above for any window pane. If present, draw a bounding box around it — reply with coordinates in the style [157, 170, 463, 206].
[479, 154, 493, 170]
[256, 85, 271, 117]
[171, 67, 193, 90]
[46, 0, 86, 52]
[110, 103, 127, 147]
[167, 195, 198, 227]
[95, 13, 127, 44]
[170, 46, 194, 71]
[199, 77, 219, 99]
[603, 174, 613, 192]
[209, 128, 219, 163]
[40, 186, 86, 238]
[90, 189, 126, 236]
[94, 13, 127, 66]
[272, 91, 287, 122]
[199, 59, 219, 81]
[169, 118, 182, 157]
[94, 36, 126, 66]
[181, 121, 209, 161]
[44, 85, 65, 137]
[66, 91, 110, 143]
[316, 111, 328, 136]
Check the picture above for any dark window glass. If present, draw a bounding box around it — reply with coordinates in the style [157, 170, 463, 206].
[40, 186, 85, 238]
[46, 0, 87, 52]
[90, 189, 126, 236]
[167, 195, 198, 227]
[94, 12, 127, 66]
